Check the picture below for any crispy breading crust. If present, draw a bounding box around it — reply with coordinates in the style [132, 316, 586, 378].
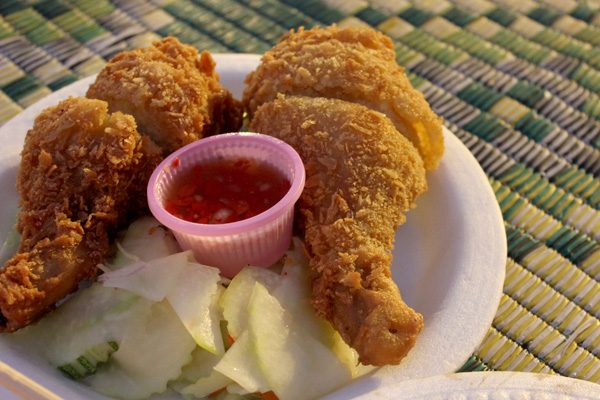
[250, 95, 426, 366]
[243, 25, 444, 170]
[0, 97, 163, 332]
[87, 36, 244, 154]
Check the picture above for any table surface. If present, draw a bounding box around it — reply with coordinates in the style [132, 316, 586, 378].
[2, 0, 600, 394]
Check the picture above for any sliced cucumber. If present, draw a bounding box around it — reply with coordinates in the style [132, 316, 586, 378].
[272, 260, 336, 348]
[278, 243, 375, 378]
[180, 369, 233, 398]
[110, 215, 180, 269]
[58, 342, 118, 379]
[11, 284, 152, 368]
[84, 300, 197, 400]
[99, 251, 192, 302]
[167, 262, 225, 355]
[213, 330, 270, 394]
[248, 283, 352, 400]
[172, 346, 223, 388]
[220, 266, 281, 340]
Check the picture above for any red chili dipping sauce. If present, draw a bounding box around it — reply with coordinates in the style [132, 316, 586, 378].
[165, 157, 291, 224]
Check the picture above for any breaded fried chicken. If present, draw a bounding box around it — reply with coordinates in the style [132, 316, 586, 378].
[87, 36, 243, 154]
[0, 97, 163, 332]
[250, 95, 427, 366]
[243, 25, 444, 170]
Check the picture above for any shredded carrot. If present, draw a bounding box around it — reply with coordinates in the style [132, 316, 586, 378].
[257, 391, 279, 400]
[227, 333, 235, 344]
[208, 387, 278, 399]
[208, 387, 226, 398]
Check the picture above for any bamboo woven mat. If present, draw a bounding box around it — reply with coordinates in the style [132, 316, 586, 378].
[2, 0, 600, 384]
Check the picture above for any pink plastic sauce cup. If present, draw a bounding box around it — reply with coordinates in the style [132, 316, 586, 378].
[147, 132, 305, 278]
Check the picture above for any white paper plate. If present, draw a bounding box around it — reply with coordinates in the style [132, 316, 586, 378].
[353, 371, 600, 399]
[0, 54, 506, 399]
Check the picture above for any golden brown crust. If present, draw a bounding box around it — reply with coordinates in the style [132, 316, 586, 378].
[250, 95, 426, 366]
[87, 36, 244, 154]
[0, 96, 163, 332]
[243, 25, 444, 170]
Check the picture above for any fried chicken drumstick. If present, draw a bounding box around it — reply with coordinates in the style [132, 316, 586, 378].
[87, 36, 243, 154]
[250, 95, 427, 366]
[243, 25, 444, 170]
[0, 97, 162, 332]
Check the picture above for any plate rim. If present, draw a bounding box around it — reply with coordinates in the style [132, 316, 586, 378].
[353, 371, 600, 399]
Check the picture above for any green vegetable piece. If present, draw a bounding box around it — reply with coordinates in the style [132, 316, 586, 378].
[84, 300, 197, 399]
[220, 265, 281, 340]
[248, 283, 352, 400]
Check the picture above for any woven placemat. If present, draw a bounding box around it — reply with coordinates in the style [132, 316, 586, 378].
[2, 0, 600, 383]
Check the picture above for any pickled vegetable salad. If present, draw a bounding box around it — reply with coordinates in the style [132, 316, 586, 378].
[7, 216, 371, 400]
